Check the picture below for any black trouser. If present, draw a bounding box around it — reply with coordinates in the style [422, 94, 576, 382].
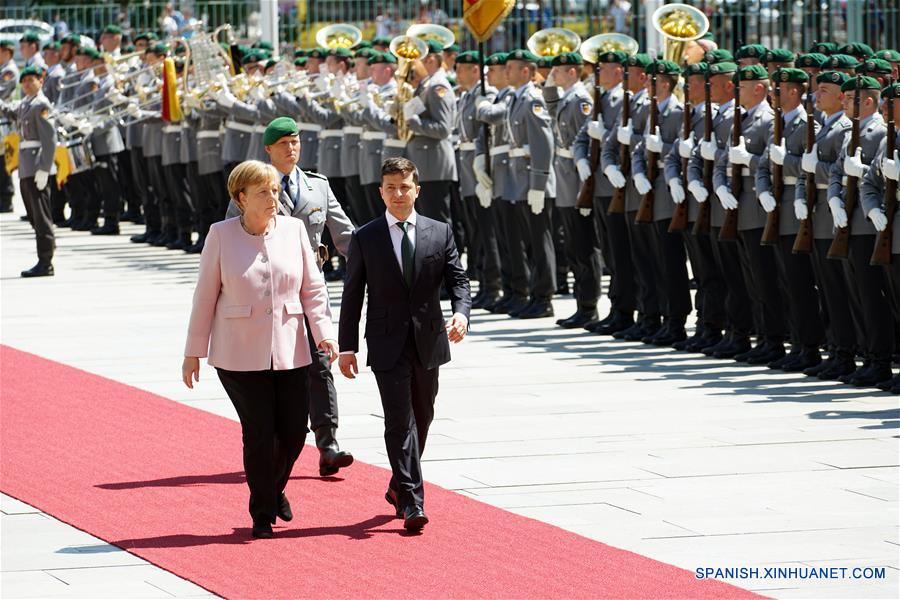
[163, 162, 194, 237]
[655, 219, 692, 322]
[0, 154, 13, 211]
[449, 180, 466, 258]
[558, 206, 602, 311]
[185, 161, 203, 237]
[711, 228, 754, 336]
[223, 161, 240, 184]
[887, 258, 900, 355]
[811, 238, 859, 357]
[595, 196, 636, 316]
[198, 170, 228, 234]
[627, 212, 662, 320]
[499, 200, 530, 300]
[145, 155, 167, 233]
[492, 197, 513, 297]
[684, 229, 726, 330]
[417, 180, 452, 226]
[738, 227, 786, 342]
[49, 177, 66, 222]
[552, 204, 569, 288]
[843, 235, 894, 362]
[472, 199, 502, 296]
[20, 176, 55, 264]
[216, 366, 310, 524]
[117, 149, 137, 216]
[344, 174, 368, 227]
[373, 332, 438, 511]
[511, 199, 557, 303]
[86, 153, 123, 225]
[129, 146, 150, 225]
[64, 171, 92, 224]
[775, 235, 825, 349]
[305, 318, 338, 431]
[364, 182, 384, 224]
[462, 194, 483, 283]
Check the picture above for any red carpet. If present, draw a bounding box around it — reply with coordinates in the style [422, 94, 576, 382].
[1, 345, 758, 599]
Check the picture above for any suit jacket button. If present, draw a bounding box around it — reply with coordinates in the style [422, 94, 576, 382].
[266, 307, 273, 315]
[261, 256, 268, 263]
[264, 290, 271, 297]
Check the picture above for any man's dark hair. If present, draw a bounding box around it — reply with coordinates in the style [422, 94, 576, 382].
[381, 157, 419, 185]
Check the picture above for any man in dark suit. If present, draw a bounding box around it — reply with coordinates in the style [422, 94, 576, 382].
[338, 157, 471, 532]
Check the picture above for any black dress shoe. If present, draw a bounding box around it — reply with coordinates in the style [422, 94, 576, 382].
[735, 341, 770, 363]
[185, 241, 204, 254]
[804, 356, 833, 377]
[625, 321, 659, 342]
[166, 235, 191, 250]
[487, 296, 512, 314]
[91, 222, 120, 235]
[518, 301, 554, 319]
[72, 220, 97, 231]
[21, 262, 54, 278]
[151, 231, 175, 247]
[768, 348, 800, 370]
[324, 268, 345, 282]
[252, 520, 273, 539]
[642, 322, 669, 344]
[875, 374, 899, 391]
[839, 362, 870, 384]
[653, 325, 687, 347]
[314, 427, 354, 476]
[703, 334, 733, 356]
[782, 349, 822, 373]
[613, 321, 642, 340]
[687, 330, 722, 353]
[747, 342, 785, 365]
[818, 357, 857, 380]
[672, 328, 700, 351]
[891, 379, 900, 395]
[595, 314, 634, 336]
[277, 493, 293, 522]
[403, 505, 429, 531]
[478, 294, 502, 311]
[130, 231, 152, 243]
[120, 210, 141, 222]
[555, 282, 570, 296]
[384, 488, 403, 518]
[508, 298, 534, 318]
[585, 312, 614, 332]
[849, 363, 893, 387]
[558, 309, 597, 329]
[20, 214, 30, 221]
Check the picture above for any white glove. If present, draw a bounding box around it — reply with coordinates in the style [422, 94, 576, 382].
[678, 134, 694, 159]
[645, 126, 663, 154]
[882, 149, 899, 182]
[314, 75, 330, 92]
[801, 144, 818, 174]
[587, 120, 605, 140]
[729, 136, 752, 166]
[634, 173, 652, 195]
[329, 79, 343, 98]
[868, 208, 888, 231]
[604, 165, 626, 188]
[829, 197, 848, 228]
[34, 170, 49, 191]
[700, 133, 718, 161]
[770, 141, 787, 166]
[475, 182, 492, 208]
[527, 189, 545, 215]
[579, 208, 592, 217]
[576, 158, 592, 182]
[77, 121, 93, 137]
[125, 102, 141, 117]
[669, 180, 685, 204]
[182, 94, 202, 110]
[403, 96, 426, 119]
[318, 64, 329, 77]
[476, 98, 492, 112]
[473, 154, 492, 189]
[843, 147, 866, 178]
[688, 180, 708, 203]
[617, 120, 633, 145]
[758, 191, 776, 213]
[58, 113, 77, 128]
[794, 199, 808, 221]
[543, 70, 556, 88]
[716, 185, 738, 210]
[215, 88, 236, 108]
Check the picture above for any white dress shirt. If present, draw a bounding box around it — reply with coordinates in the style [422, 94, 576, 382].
[384, 209, 417, 275]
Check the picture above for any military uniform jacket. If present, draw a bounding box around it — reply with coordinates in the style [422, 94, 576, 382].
[794, 111, 852, 239]
[0, 59, 19, 100]
[90, 74, 125, 156]
[756, 106, 818, 235]
[43, 62, 65, 104]
[475, 86, 513, 200]
[714, 101, 773, 231]
[338, 77, 362, 178]
[229, 95, 277, 163]
[828, 113, 886, 235]
[696, 101, 735, 227]
[299, 94, 344, 178]
[860, 133, 900, 254]
[220, 99, 255, 165]
[194, 105, 225, 175]
[601, 88, 650, 212]
[633, 94, 683, 221]
[666, 101, 705, 222]
[405, 70, 457, 182]
[457, 82, 495, 198]
[355, 80, 396, 186]
[179, 112, 198, 164]
[271, 89, 320, 171]
[141, 97, 164, 158]
[504, 81, 555, 201]
[161, 115, 183, 166]
[0, 91, 56, 178]
[226, 165, 355, 258]
[574, 83, 623, 199]
[550, 81, 592, 208]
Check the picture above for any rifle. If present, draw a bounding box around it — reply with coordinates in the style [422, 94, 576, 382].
[669, 64, 690, 232]
[608, 64, 630, 215]
[479, 43, 492, 179]
[871, 80, 896, 265]
[692, 71, 713, 235]
[792, 86, 817, 253]
[719, 76, 742, 241]
[635, 68, 658, 224]
[576, 60, 601, 209]
[761, 77, 783, 245]
[828, 74, 862, 259]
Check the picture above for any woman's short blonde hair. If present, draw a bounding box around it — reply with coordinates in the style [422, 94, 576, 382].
[227, 160, 279, 212]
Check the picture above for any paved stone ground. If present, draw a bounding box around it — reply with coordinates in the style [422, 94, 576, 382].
[2, 199, 898, 598]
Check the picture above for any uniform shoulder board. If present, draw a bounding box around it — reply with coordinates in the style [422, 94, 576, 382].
[304, 170, 328, 181]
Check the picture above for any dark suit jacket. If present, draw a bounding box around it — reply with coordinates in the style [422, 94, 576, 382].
[339, 213, 471, 371]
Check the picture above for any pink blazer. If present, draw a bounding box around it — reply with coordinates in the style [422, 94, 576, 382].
[184, 216, 336, 371]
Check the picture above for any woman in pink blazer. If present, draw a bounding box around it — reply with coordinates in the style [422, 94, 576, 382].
[182, 160, 339, 539]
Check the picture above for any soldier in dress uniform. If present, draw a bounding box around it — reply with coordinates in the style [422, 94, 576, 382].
[356, 50, 397, 223]
[826, 54, 860, 76]
[856, 58, 893, 87]
[134, 43, 169, 245]
[219, 50, 263, 182]
[735, 44, 767, 68]
[41, 41, 64, 104]
[762, 48, 795, 77]
[19, 32, 47, 73]
[0, 40, 19, 213]
[875, 49, 900, 80]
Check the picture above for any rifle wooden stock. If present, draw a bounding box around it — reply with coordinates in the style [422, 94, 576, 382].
[719, 81, 742, 241]
[828, 75, 862, 260]
[608, 67, 630, 215]
[761, 79, 783, 245]
[669, 67, 690, 233]
[576, 63, 602, 210]
[793, 89, 817, 254]
[692, 74, 713, 236]
[635, 70, 658, 224]
[871, 85, 896, 266]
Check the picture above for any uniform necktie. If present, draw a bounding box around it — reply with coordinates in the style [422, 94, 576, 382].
[280, 174, 295, 214]
[397, 221, 414, 287]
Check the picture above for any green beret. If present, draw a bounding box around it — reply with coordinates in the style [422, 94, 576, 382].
[827, 54, 860, 70]
[626, 53, 653, 69]
[683, 61, 709, 76]
[875, 49, 900, 63]
[840, 75, 881, 92]
[596, 50, 626, 64]
[881, 83, 900, 99]
[356, 40, 372, 50]
[736, 64, 769, 81]
[263, 117, 300, 146]
[646, 59, 680, 77]
[709, 61, 738, 76]
[19, 65, 44, 81]
[367, 51, 397, 66]
[372, 36, 392, 47]
[61, 34, 82, 46]
[424, 40, 445, 55]
[242, 49, 268, 63]
[20, 32, 41, 44]
[857, 58, 892, 76]
[446, 43, 460, 54]
[764, 48, 795, 64]
[42, 41, 61, 52]
[122, 44, 135, 54]
[551, 51, 583, 67]
[307, 47, 328, 59]
[705, 49, 733, 64]
[294, 48, 307, 58]
[294, 57, 307, 67]
[735, 44, 768, 60]
[133, 32, 158, 43]
[773, 67, 808, 84]
[455, 51, 481, 65]
[797, 53, 828, 69]
[537, 56, 554, 69]
[485, 52, 508, 66]
[0, 40, 15, 49]
[816, 70, 850, 86]
[353, 47, 375, 59]
[839, 42, 874, 59]
[265, 59, 279, 70]
[809, 41, 838, 55]
[253, 40, 274, 51]
[329, 47, 352, 59]
[146, 43, 168, 57]
[102, 24, 123, 35]
[80, 47, 102, 60]
[507, 48, 540, 64]
[174, 44, 186, 55]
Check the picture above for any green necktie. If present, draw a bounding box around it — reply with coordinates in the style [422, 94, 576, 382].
[398, 221, 414, 287]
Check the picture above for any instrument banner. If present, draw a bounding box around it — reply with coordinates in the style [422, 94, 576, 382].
[3, 132, 18, 174]
[54, 145, 72, 187]
[161, 57, 183, 123]
[463, 0, 515, 43]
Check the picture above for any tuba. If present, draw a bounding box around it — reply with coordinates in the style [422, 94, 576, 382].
[406, 24, 456, 51]
[652, 3, 710, 65]
[315, 24, 362, 50]
[526, 27, 581, 58]
[579, 33, 639, 64]
[389, 35, 429, 142]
